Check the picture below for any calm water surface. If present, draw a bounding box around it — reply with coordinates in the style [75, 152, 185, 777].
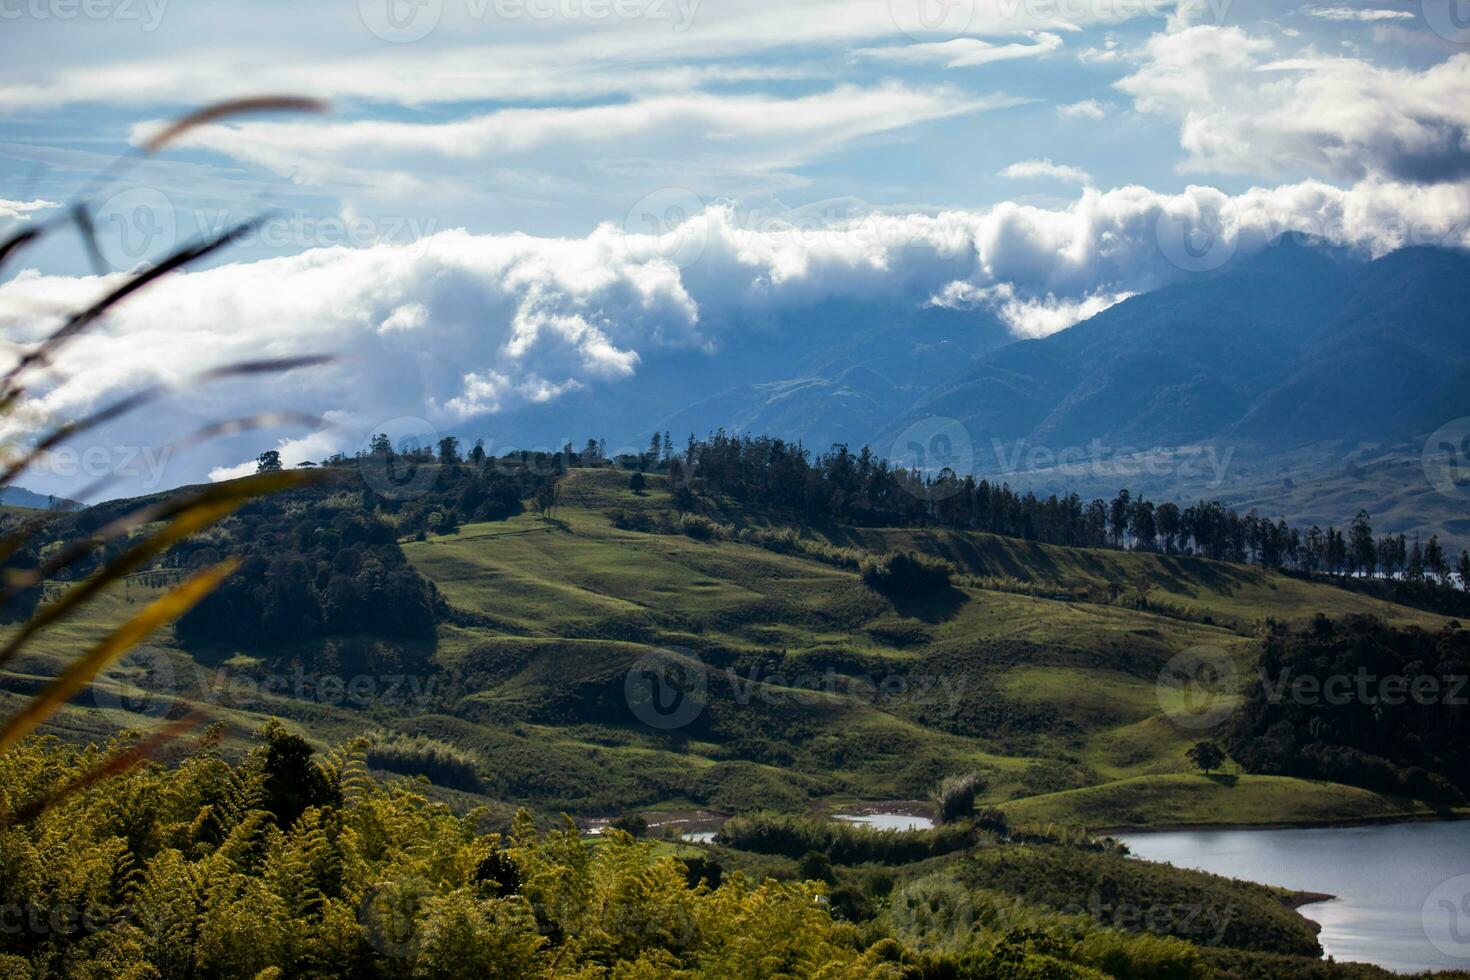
[833, 812, 934, 831]
[1118, 821, 1470, 973]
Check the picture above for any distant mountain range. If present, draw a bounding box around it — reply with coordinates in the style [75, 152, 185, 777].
[0, 487, 81, 511]
[460, 240, 1470, 541]
[471, 296, 1015, 456]
[880, 241, 1470, 464]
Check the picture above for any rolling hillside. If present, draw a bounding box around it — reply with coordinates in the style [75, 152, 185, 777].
[4, 463, 1461, 832]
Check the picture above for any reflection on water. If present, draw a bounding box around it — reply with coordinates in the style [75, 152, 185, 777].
[833, 812, 935, 832]
[1118, 821, 1470, 973]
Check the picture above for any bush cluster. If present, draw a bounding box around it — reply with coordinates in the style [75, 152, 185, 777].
[859, 551, 955, 597]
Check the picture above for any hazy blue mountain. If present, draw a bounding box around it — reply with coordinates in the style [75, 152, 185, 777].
[881, 242, 1470, 469]
[457, 240, 1470, 518]
[0, 487, 81, 510]
[1230, 246, 1470, 446]
[461, 297, 1014, 453]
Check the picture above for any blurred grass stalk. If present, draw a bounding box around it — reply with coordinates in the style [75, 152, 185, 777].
[0, 97, 329, 820]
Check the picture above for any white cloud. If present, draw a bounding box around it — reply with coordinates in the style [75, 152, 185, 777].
[1058, 99, 1108, 119]
[0, 0, 1142, 111]
[0, 198, 60, 221]
[1303, 6, 1415, 21]
[852, 33, 1065, 68]
[1117, 27, 1470, 183]
[138, 84, 1021, 197]
[999, 158, 1094, 184]
[378, 303, 429, 334]
[4, 171, 1468, 492]
[933, 280, 1134, 337]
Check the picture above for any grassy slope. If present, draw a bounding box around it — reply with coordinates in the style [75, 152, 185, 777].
[4, 466, 1460, 828]
[399, 468, 1456, 825]
[999, 774, 1450, 831]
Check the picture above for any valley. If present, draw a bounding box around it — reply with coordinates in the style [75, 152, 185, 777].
[3, 448, 1468, 979]
[6, 465, 1461, 828]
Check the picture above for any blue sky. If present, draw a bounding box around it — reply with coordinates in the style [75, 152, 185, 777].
[4, 0, 1461, 261]
[2, 0, 1469, 493]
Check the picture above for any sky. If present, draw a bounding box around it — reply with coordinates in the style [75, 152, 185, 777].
[1, 0, 1469, 495]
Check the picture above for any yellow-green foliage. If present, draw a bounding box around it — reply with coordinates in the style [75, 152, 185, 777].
[0, 729, 1240, 980]
[0, 730, 892, 979]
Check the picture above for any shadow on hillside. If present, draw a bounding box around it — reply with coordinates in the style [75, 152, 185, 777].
[887, 586, 970, 624]
[1152, 555, 1261, 595]
[184, 633, 440, 679]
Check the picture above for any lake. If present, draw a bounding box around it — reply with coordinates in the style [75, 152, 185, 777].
[1118, 821, 1470, 973]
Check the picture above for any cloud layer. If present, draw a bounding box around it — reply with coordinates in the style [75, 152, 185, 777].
[1118, 28, 1470, 184]
[4, 169, 1468, 492]
[4, 2, 1470, 497]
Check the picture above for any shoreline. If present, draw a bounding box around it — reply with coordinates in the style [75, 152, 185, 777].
[1285, 890, 1336, 909]
[1097, 810, 1468, 836]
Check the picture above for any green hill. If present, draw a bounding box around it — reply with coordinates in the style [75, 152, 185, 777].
[5, 462, 1462, 830]
[8, 456, 1470, 980]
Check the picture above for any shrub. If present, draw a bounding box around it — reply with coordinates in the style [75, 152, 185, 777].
[1072, 931, 1210, 980]
[859, 551, 953, 597]
[678, 513, 723, 540]
[798, 851, 835, 884]
[716, 812, 980, 865]
[366, 735, 483, 792]
[610, 814, 648, 837]
[608, 507, 654, 532]
[933, 772, 985, 824]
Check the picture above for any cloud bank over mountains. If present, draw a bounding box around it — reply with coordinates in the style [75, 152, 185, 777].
[3, 8, 1470, 491]
[4, 169, 1466, 484]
